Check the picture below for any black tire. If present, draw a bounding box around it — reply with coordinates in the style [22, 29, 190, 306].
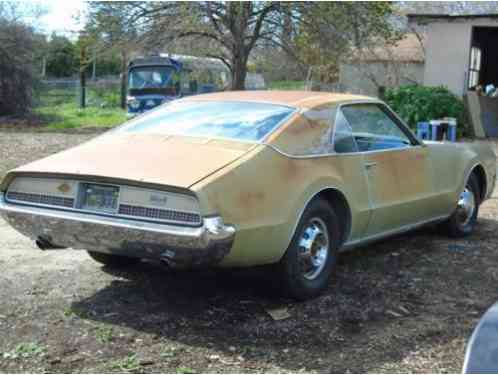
[445, 173, 480, 238]
[87, 251, 140, 267]
[277, 198, 340, 300]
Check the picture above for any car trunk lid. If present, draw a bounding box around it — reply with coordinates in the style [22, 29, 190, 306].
[4, 134, 256, 189]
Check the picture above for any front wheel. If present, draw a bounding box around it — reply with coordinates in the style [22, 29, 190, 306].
[277, 198, 340, 300]
[444, 173, 480, 237]
[87, 251, 140, 267]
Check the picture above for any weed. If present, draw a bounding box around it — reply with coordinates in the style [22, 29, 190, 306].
[110, 353, 141, 372]
[2, 342, 46, 360]
[63, 307, 76, 317]
[95, 326, 114, 344]
[62, 306, 87, 319]
[160, 346, 178, 359]
[176, 366, 197, 374]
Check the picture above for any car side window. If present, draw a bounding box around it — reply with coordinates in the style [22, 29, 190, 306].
[341, 104, 412, 152]
[333, 110, 359, 153]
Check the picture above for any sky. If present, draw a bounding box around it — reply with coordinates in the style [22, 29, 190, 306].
[34, 0, 87, 36]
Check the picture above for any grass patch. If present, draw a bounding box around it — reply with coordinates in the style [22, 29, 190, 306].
[95, 326, 114, 344]
[62, 306, 88, 319]
[268, 80, 305, 91]
[160, 346, 179, 359]
[35, 102, 126, 130]
[176, 366, 197, 374]
[26, 85, 127, 130]
[110, 353, 142, 372]
[2, 342, 46, 360]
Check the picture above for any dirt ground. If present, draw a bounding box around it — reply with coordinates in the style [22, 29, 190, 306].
[1, 131, 498, 373]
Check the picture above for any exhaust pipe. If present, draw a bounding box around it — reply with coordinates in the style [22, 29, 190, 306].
[35, 236, 64, 250]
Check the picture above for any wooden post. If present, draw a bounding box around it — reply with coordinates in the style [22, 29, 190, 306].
[120, 49, 128, 109]
[79, 46, 86, 108]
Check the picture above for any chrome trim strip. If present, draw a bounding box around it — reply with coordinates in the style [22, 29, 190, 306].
[341, 214, 450, 251]
[0, 192, 236, 268]
[0, 192, 235, 249]
[263, 99, 423, 159]
[1, 192, 201, 236]
[265, 143, 425, 160]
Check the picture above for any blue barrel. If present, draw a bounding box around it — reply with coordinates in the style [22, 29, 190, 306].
[417, 122, 431, 140]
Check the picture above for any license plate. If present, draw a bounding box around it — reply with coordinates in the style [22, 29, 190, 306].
[79, 183, 119, 213]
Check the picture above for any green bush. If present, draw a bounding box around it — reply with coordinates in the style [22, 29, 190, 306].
[384, 85, 468, 136]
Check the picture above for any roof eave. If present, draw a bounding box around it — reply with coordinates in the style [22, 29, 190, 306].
[407, 13, 498, 19]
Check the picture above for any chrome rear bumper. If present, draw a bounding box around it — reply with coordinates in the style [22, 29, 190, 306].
[0, 193, 235, 268]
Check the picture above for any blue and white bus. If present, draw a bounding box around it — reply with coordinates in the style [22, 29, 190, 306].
[126, 54, 229, 116]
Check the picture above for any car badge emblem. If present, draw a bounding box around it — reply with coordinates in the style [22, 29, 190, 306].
[57, 183, 71, 193]
[150, 194, 168, 206]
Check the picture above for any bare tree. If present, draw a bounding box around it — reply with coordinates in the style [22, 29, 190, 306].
[87, 2, 398, 90]
[0, 1, 46, 23]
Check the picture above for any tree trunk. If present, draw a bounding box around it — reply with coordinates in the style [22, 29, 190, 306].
[120, 49, 128, 109]
[230, 53, 248, 90]
[41, 56, 46, 78]
[92, 47, 97, 80]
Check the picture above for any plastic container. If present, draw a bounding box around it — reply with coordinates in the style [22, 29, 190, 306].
[417, 122, 431, 140]
[430, 118, 457, 142]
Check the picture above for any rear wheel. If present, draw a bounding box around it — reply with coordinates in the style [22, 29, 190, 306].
[445, 173, 480, 237]
[277, 198, 340, 300]
[87, 251, 140, 267]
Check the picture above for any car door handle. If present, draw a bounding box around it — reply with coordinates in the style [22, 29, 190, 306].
[364, 161, 377, 169]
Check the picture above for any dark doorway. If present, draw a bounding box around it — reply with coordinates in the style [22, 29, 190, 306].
[469, 27, 498, 89]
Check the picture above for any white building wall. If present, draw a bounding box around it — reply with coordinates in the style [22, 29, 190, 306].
[423, 17, 498, 96]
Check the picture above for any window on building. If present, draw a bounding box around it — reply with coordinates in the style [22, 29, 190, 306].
[469, 46, 482, 89]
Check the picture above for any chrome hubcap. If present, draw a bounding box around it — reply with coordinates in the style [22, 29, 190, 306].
[457, 187, 476, 227]
[298, 217, 329, 280]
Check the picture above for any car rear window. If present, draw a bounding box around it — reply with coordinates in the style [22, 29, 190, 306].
[116, 100, 295, 142]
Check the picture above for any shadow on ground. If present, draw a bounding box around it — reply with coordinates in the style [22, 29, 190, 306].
[69, 221, 495, 372]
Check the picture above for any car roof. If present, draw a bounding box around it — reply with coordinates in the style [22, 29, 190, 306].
[180, 90, 375, 109]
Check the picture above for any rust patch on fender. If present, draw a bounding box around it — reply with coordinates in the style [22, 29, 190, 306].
[238, 191, 265, 209]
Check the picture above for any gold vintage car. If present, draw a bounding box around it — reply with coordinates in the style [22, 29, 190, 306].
[0, 91, 496, 299]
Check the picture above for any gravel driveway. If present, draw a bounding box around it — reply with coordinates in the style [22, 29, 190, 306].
[0, 132, 96, 180]
[1, 131, 498, 373]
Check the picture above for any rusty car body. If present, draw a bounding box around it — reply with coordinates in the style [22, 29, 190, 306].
[0, 91, 495, 299]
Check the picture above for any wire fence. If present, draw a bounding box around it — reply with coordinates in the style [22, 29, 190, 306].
[33, 75, 349, 111]
[34, 77, 121, 109]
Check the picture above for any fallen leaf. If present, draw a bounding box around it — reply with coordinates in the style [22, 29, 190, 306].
[266, 307, 291, 321]
[398, 305, 410, 315]
[386, 310, 403, 318]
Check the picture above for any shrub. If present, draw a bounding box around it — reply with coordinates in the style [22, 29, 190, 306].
[0, 20, 36, 116]
[384, 85, 468, 136]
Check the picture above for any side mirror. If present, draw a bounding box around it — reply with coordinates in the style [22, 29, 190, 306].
[463, 302, 498, 373]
